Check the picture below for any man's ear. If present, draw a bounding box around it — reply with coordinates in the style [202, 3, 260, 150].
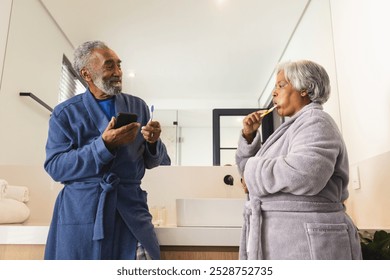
[81, 68, 92, 81]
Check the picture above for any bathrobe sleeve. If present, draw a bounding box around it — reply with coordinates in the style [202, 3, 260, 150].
[44, 111, 115, 182]
[243, 113, 346, 196]
[143, 139, 171, 169]
[235, 131, 262, 176]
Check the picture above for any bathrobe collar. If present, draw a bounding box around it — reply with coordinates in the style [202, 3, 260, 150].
[284, 102, 323, 122]
[82, 88, 131, 135]
[260, 102, 323, 155]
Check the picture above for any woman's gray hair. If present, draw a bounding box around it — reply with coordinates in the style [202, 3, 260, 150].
[73, 40, 109, 74]
[276, 60, 331, 104]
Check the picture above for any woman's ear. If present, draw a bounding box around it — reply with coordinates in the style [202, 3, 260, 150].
[300, 90, 308, 97]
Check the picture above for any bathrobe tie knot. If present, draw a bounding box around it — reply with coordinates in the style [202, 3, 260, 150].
[93, 173, 120, 240]
[93, 173, 141, 241]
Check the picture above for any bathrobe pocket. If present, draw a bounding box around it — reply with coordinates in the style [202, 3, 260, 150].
[305, 223, 352, 260]
[58, 183, 100, 225]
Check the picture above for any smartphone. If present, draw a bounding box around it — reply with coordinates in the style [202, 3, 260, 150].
[114, 112, 138, 128]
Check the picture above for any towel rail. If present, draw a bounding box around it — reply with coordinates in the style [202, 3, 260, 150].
[19, 92, 53, 113]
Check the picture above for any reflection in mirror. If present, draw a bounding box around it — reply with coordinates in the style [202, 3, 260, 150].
[219, 115, 245, 166]
[153, 109, 213, 166]
[155, 107, 281, 166]
[212, 108, 276, 166]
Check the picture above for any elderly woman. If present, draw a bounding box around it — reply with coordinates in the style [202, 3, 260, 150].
[236, 60, 361, 260]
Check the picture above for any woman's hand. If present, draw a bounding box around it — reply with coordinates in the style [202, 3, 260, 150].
[241, 177, 249, 194]
[242, 110, 266, 143]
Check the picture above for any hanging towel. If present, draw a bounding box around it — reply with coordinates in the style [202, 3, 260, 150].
[4, 185, 29, 202]
[0, 198, 30, 224]
[0, 179, 8, 199]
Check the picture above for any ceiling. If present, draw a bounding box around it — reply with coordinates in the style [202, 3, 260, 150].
[40, 0, 309, 112]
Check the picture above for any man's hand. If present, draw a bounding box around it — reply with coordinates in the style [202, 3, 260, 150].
[141, 121, 161, 143]
[102, 117, 141, 151]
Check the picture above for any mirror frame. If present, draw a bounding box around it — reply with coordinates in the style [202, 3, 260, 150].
[212, 108, 274, 165]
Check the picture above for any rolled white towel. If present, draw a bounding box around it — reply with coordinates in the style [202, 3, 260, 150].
[0, 179, 8, 199]
[4, 185, 29, 202]
[0, 198, 30, 224]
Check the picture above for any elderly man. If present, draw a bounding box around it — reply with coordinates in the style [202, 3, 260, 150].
[44, 41, 170, 260]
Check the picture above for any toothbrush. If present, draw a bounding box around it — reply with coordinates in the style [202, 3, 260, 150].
[149, 105, 154, 122]
[260, 105, 277, 118]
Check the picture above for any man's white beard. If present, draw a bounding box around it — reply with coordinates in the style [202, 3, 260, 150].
[93, 73, 122, 96]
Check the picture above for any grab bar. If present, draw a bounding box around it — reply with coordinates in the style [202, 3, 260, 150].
[19, 92, 53, 112]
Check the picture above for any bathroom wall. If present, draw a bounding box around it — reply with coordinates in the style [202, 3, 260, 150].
[0, 0, 73, 166]
[330, 0, 390, 229]
[330, 0, 390, 164]
[344, 152, 390, 229]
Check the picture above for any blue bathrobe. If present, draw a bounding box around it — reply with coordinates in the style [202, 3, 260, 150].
[44, 89, 169, 260]
[236, 103, 362, 260]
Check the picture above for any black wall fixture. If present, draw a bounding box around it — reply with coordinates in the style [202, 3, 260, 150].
[20, 92, 53, 112]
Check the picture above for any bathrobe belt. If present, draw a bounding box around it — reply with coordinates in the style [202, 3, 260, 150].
[242, 197, 344, 260]
[77, 173, 141, 241]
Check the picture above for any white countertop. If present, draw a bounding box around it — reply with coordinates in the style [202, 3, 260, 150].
[0, 224, 241, 246]
[0, 225, 49, 244]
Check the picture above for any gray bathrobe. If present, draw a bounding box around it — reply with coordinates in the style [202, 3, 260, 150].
[236, 103, 362, 260]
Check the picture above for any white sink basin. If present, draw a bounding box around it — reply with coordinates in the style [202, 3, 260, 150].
[176, 198, 246, 227]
